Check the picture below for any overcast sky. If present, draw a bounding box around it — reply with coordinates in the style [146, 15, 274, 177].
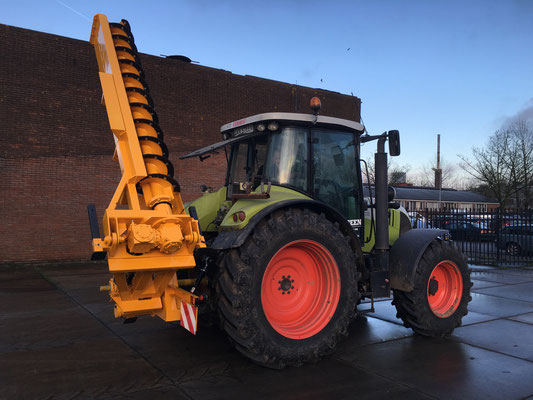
[3, 0, 532, 181]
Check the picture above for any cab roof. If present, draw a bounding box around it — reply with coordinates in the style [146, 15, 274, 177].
[220, 112, 364, 133]
[180, 112, 364, 160]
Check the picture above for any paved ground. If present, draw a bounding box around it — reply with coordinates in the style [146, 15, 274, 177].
[2, 262, 533, 400]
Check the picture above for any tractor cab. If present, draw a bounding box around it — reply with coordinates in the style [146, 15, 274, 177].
[181, 105, 366, 233]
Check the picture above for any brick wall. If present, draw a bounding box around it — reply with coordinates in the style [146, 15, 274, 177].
[0, 24, 361, 262]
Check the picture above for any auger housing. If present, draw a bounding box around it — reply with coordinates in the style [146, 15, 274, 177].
[88, 14, 204, 331]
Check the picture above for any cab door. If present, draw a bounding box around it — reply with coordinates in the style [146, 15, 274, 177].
[311, 128, 362, 228]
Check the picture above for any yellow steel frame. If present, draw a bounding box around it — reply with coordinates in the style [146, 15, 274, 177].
[89, 14, 204, 324]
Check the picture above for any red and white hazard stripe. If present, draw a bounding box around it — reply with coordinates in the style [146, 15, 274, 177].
[180, 301, 198, 335]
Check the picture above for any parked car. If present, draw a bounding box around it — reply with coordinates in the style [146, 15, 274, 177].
[408, 212, 431, 228]
[495, 224, 533, 256]
[430, 214, 467, 229]
[446, 221, 494, 242]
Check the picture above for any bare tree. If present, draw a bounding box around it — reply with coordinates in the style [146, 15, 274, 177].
[412, 157, 461, 188]
[509, 120, 533, 209]
[362, 158, 410, 185]
[459, 129, 518, 207]
[460, 121, 533, 209]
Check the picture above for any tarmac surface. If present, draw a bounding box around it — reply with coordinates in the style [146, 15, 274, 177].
[2, 261, 533, 399]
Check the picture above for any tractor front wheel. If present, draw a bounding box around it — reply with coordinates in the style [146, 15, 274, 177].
[392, 239, 472, 336]
[216, 208, 360, 368]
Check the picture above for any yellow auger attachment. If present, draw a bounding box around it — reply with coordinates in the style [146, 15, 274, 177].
[89, 14, 204, 325]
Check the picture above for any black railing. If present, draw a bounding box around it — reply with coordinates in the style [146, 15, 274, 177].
[408, 208, 533, 267]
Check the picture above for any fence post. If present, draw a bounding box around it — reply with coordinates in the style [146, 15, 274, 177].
[496, 207, 501, 266]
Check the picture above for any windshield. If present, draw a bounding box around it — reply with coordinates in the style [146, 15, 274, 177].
[225, 126, 361, 222]
[264, 127, 308, 192]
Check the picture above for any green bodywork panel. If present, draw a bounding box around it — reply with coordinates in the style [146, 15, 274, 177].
[220, 186, 311, 230]
[187, 184, 405, 253]
[185, 187, 229, 232]
[186, 185, 310, 232]
[361, 208, 404, 253]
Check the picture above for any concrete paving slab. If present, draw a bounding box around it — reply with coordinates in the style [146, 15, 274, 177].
[508, 312, 533, 325]
[473, 282, 533, 303]
[360, 298, 402, 325]
[41, 269, 112, 290]
[179, 357, 432, 400]
[107, 385, 191, 399]
[0, 276, 55, 292]
[461, 310, 500, 326]
[452, 319, 533, 362]
[339, 315, 412, 348]
[470, 265, 498, 271]
[36, 261, 109, 277]
[0, 266, 43, 281]
[471, 278, 506, 290]
[471, 270, 533, 284]
[468, 292, 533, 317]
[0, 287, 76, 315]
[490, 268, 533, 276]
[117, 324, 248, 383]
[85, 302, 181, 337]
[338, 336, 533, 400]
[59, 285, 112, 306]
[0, 305, 112, 352]
[362, 295, 497, 327]
[0, 337, 170, 399]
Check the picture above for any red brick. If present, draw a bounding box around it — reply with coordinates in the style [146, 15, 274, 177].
[0, 23, 361, 262]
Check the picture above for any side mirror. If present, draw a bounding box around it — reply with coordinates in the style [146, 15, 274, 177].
[331, 145, 345, 167]
[388, 130, 400, 156]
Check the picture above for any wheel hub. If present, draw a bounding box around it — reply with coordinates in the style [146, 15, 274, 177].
[428, 276, 439, 296]
[278, 275, 294, 294]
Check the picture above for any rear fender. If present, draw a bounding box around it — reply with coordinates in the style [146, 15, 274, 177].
[389, 229, 449, 292]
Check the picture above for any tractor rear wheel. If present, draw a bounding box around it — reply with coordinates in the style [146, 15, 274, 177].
[216, 208, 360, 368]
[392, 239, 472, 337]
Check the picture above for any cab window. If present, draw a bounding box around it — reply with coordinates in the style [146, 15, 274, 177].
[311, 128, 360, 220]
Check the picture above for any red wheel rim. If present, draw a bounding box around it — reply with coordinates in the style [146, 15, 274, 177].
[427, 260, 463, 318]
[261, 240, 341, 339]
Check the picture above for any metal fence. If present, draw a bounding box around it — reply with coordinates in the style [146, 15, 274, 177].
[408, 208, 533, 267]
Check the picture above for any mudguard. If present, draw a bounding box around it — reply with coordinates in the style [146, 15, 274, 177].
[211, 199, 365, 266]
[389, 228, 449, 292]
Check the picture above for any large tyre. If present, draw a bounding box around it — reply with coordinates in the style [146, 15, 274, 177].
[392, 239, 472, 337]
[216, 208, 360, 368]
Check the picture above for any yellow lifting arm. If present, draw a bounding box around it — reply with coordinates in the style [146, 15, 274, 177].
[89, 14, 204, 328]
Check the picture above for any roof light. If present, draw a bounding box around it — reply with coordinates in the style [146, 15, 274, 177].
[256, 123, 266, 132]
[267, 122, 279, 131]
[310, 97, 321, 114]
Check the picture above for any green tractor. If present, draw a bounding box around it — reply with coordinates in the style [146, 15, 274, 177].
[182, 98, 472, 368]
